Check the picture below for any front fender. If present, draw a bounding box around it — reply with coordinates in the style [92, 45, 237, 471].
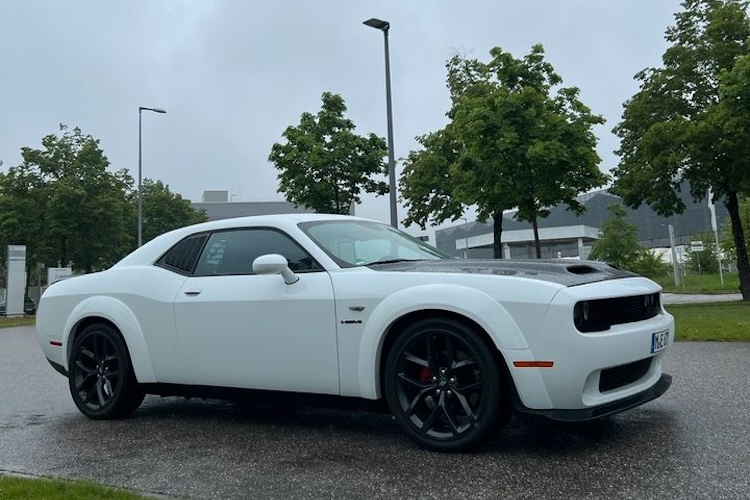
[62, 296, 156, 383]
[357, 284, 527, 400]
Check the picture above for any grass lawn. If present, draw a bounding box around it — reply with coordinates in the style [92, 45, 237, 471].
[665, 301, 750, 341]
[0, 316, 35, 329]
[656, 272, 741, 294]
[0, 475, 147, 499]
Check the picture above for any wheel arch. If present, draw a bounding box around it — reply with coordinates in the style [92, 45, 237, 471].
[62, 296, 156, 383]
[357, 284, 527, 400]
[377, 309, 516, 406]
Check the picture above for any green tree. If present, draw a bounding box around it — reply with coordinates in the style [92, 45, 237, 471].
[0, 126, 133, 272]
[631, 250, 672, 279]
[400, 45, 607, 258]
[589, 204, 644, 270]
[138, 179, 208, 244]
[269, 92, 388, 214]
[0, 161, 51, 270]
[720, 195, 750, 264]
[400, 128, 465, 229]
[612, 0, 750, 300]
[685, 231, 720, 274]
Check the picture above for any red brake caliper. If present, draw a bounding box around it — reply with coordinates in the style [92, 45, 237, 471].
[419, 366, 432, 382]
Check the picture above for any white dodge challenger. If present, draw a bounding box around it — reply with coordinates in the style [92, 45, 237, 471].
[36, 214, 673, 451]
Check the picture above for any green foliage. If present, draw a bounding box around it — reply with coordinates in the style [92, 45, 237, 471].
[631, 250, 672, 279]
[720, 195, 750, 262]
[139, 179, 207, 243]
[0, 125, 133, 273]
[0, 125, 205, 274]
[589, 204, 644, 270]
[685, 231, 720, 273]
[400, 45, 607, 257]
[400, 128, 464, 228]
[269, 92, 388, 214]
[611, 0, 750, 299]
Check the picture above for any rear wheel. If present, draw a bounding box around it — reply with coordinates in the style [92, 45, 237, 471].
[384, 318, 507, 451]
[68, 323, 144, 419]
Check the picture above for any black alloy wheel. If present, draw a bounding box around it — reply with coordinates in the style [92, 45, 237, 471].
[68, 323, 144, 419]
[384, 318, 507, 452]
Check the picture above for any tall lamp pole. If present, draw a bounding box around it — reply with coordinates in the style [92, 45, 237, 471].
[138, 106, 167, 247]
[363, 17, 397, 228]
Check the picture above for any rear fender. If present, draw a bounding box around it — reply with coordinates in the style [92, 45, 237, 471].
[62, 296, 156, 383]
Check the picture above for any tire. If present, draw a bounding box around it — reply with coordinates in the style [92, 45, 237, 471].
[68, 323, 145, 419]
[384, 318, 507, 452]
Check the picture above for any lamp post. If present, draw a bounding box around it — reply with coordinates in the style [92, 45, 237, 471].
[459, 217, 469, 259]
[363, 17, 397, 228]
[668, 224, 681, 288]
[138, 106, 167, 247]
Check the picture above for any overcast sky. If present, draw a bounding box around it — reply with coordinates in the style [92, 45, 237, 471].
[1, 0, 683, 233]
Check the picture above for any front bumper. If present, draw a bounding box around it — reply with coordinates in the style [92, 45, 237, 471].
[514, 373, 672, 422]
[48, 359, 68, 377]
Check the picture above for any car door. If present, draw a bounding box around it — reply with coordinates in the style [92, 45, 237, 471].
[173, 227, 340, 394]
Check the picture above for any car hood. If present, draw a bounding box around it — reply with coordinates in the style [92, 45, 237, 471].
[368, 259, 637, 287]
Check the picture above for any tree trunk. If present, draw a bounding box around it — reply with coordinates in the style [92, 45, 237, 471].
[532, 216, 542, 259]
[333, 179, 341, 214]
[725, 190, 750, 301]
[492, 211, 504, 259]
[59, 237, 67, 269]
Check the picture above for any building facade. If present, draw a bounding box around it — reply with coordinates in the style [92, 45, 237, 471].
[191, 191, 311, 221]
[435, 187, 728, 260]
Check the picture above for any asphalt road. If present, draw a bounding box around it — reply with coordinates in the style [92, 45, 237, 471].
[1, 326, 749, 499]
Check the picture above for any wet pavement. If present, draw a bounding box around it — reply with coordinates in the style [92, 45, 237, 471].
[1, 326, 749, 499]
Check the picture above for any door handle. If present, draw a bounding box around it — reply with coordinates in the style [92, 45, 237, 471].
[184, 288, 202, 296]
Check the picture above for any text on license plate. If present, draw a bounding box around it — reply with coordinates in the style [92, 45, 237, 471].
[651, 330, 669, 353]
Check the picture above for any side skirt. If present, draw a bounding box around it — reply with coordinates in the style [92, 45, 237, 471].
[139, 383, 389, 413]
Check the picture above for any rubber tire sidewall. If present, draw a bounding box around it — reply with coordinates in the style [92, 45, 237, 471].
[384, 318, 503, 452]
[68, 323, 144, 420]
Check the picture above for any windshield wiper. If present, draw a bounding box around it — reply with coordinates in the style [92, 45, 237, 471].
[364, 258, 425, 266]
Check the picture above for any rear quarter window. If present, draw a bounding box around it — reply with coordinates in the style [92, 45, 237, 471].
[155, 233, 209, 275]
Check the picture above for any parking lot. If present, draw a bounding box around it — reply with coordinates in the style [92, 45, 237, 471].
[1, 325, 749, 499]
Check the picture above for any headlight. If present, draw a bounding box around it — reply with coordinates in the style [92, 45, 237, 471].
[574, 293, 661, 333]
[574, 301, 590, 330]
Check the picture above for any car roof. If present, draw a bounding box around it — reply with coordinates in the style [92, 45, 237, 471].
[114, 213, 383, 268]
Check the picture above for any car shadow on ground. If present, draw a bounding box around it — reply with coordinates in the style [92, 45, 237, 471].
[95, 395, 679, 455]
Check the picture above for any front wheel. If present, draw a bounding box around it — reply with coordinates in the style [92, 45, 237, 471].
[384, 318, 507, 452]
[68, 323, 145, 419]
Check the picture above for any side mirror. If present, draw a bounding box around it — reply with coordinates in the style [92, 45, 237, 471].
[252, 254, 299, 285]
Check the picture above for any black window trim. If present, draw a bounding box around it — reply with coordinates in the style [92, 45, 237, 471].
[190, 226, 325, 277]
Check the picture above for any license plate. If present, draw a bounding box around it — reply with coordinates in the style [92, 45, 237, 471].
[651, 330, 669, 353]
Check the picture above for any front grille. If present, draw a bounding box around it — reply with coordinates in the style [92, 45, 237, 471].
[576, 293, 660, 332]
[599, 357, 653, 392]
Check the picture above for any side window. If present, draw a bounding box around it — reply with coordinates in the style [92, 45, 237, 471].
[194, 228, 322, 276]
[156, 233, 209, 274]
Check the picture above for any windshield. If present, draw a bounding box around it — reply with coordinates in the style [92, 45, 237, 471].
[299, 219, 452, 267]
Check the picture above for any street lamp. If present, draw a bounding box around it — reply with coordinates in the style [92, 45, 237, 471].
[363, 17, 397, 228]
[138, 106, 167, 247]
